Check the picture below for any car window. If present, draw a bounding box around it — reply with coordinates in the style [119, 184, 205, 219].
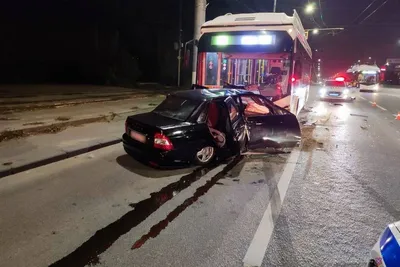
[225, 99, 239, 122]
[196, 103, 208, 123]
[153, 96, 201, 121]
[240, 95, 271, 116]
[325, 81, 346, 87]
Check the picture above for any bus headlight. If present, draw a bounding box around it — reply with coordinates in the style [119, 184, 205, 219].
[343, 89, 349, 95]
[374, 84, 379, 90]
[319, 88, 326, 96]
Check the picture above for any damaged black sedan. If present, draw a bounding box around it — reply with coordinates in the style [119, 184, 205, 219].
[122, 89, 301, 167]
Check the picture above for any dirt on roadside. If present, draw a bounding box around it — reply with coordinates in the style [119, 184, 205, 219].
[0, 94, 156, 114]
[0, 115, 112, 142]
[301, 125, 318, 152]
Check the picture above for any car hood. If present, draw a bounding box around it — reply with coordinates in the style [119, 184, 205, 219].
[128, 112, 193, 130]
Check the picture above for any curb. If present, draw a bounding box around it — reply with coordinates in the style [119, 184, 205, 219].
[0, 138, 121, 179]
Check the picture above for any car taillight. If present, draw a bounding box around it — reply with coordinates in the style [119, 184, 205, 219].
[154, 133, 173, 151]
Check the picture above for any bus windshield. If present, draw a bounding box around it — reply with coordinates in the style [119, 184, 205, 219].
[198, 52, 291, 89]
[359, 73, 379, 85]
[196, 30, 297, 98]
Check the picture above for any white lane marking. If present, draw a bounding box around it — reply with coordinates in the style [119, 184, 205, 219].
[359, 96, 367, 101]
[243, 149, 301, 267]
[368, 101, 387, 111]
[377, 105, 387, 111]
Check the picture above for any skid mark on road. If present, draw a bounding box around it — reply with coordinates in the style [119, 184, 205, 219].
[48, 162, 222, 267]
[132, 156, 244, 249]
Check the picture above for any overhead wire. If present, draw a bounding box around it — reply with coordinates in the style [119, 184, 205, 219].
[358, 0, 389, 24]
[318, 0, 327, 26]
[232, 0, 255, 12]
[352, 0, 381, 24]
[306, 0, 322, 29]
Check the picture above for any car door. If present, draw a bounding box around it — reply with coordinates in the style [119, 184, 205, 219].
[224, 97, 247, 152]
[238, 94, 301, 151]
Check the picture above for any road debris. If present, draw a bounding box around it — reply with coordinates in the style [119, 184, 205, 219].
[350, 113, 368, 118]
[23, 122, 45, 126]
[55, 116, 71, 121]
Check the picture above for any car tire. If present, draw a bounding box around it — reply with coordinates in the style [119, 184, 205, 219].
[194, 146, 216, 165]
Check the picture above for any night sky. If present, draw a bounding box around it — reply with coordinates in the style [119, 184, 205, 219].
[1, 0, 399, 85]
[208, 0, 400, 77]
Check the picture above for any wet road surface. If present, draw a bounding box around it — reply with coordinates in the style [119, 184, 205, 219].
[1, 86, 400, 267]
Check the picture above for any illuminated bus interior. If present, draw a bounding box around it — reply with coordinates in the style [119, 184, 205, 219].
[197, 52, 291, 96]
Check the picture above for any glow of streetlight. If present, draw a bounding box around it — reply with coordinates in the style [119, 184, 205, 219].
[305, 3, 316, 14]
[312, 29, 319, 34]
[318, 59, 321, 62]
[369, 57, 372, 60]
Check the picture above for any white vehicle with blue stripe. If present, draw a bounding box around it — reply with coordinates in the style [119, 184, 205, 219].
[369, 221, 400, 267]
[319, 77, 356, 101]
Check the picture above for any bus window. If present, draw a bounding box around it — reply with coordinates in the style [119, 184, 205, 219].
[205, 52, 218, 86]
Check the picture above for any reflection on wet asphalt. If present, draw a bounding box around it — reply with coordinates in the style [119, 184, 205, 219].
[49, 161, 223, 267]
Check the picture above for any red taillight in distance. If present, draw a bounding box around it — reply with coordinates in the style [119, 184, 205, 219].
[154, 133, 174, 151]
[335, 77, 345, 82]
[291, 77, 296, 83]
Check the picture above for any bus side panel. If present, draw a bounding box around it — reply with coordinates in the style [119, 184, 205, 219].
[287, 38, 312, 116]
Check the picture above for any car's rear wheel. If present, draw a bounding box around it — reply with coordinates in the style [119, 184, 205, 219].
[195, 146, 215, 165]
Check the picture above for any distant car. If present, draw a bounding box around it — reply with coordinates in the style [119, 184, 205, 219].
[123, 89, 301, 167]
[369, 221, 400, 267]
[319, 78, 356, 101]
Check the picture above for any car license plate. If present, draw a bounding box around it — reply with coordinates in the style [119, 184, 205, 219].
[329, 93, 339, 96]
[130, 130, 146, 143]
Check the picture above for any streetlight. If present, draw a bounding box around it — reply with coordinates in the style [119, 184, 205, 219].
[369, 57, 372, 60]
[305, 3, 316, 14]
[318, 59, 321, 62]
[312, 29, 319, 34]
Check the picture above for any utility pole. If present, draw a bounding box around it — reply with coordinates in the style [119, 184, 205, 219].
[273, 0, 277, 12]
[192, 0, 207, 84]
[177, 0, 183, 87]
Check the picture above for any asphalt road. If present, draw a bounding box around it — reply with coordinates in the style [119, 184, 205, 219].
[1, 85, 400, 267]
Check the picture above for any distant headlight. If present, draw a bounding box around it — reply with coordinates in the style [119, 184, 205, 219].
[343, 89, 349, 94]
[319, 88, 326, 95]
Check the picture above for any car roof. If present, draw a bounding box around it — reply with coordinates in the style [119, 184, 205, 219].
[170, 88, 253, 101]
